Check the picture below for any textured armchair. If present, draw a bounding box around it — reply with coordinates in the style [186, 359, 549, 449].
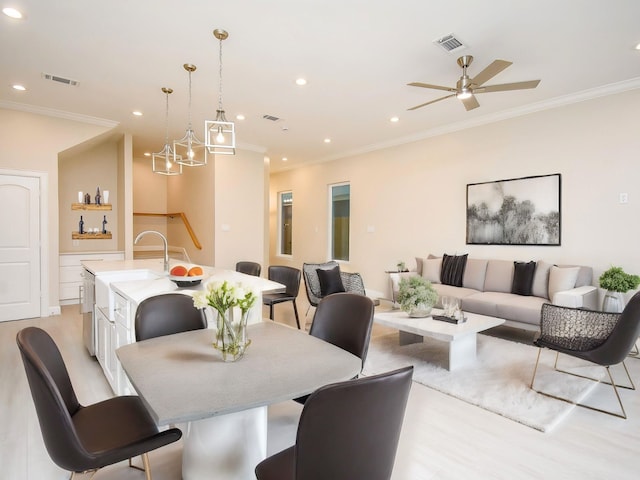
[302, 261, 366, 314]
[530, 291, 640, 418]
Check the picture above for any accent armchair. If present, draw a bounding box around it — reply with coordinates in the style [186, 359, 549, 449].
[302, 261, 368, 315]
[530, 291, 640, 418]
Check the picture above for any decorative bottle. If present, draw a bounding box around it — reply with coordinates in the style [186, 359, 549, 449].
[84, 192, 91, 204]
[102, 215, 108, 234]
[95, 187, 101, 205]
[79, 215, 84, 234]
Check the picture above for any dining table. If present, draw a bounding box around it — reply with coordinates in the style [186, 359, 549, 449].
[116, 320, 361, 479]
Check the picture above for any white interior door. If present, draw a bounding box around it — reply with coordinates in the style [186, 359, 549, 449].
[0, 174, 41, 321]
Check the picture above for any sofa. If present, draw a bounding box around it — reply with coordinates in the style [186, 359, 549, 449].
[390, 254, 598, 331]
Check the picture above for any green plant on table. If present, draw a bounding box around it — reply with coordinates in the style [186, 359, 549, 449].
[397, 276, 438, 313]
[599, 266, 640, 293]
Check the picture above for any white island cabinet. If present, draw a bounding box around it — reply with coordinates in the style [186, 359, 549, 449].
[83, 260, 285, 396]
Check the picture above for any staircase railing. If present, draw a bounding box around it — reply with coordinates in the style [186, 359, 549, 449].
[133, 212, 202, 250]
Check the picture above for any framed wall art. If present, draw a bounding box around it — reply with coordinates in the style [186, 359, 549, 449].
[466, 173, 561, 246]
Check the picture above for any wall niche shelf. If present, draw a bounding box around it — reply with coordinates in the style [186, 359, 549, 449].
[72, 232, 112, 240]
[72, 203, 112, 211]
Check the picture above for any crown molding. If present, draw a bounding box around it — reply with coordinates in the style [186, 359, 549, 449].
[317, 77, 640, 165]
[0, 100, 119, 128]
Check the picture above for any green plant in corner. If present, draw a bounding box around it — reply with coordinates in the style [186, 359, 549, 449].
[599, 266, 640, 293]
[397, 276, 438, 315]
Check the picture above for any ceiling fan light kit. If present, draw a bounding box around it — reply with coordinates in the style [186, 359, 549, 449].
[408, 55, 540, 112]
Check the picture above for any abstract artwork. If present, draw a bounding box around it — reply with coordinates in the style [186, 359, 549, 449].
[466, 173, 561, 245]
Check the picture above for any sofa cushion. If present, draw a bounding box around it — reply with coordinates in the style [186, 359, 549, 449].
[421, 257, 442, 284]
[462, 258, 488, 291]
[532, 260, 553, 299]
[557, 264, 593, 288]
[495, 294, 548, 326]
[432, 283, 479, 308]
[512, 261, 536, 296]
[460, 292, 500, 318]
[548, 266, 580, 302]
[440, 254, 468, 287]
[484, 260, 514, 293]
[317, 266, 345, 296]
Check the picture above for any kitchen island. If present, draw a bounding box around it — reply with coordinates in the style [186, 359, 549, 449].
[81, 258, 284, 395]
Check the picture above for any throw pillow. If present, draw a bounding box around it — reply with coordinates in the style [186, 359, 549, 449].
[421, 257, 442, 284]
[317, 266, 345, 296]
[440, 254, 468, 287]
[531, 260, 553, 299]
[548, 266, 580, 301]
[511, 261, 536, 296]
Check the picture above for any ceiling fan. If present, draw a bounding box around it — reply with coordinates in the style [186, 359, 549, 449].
[407, 55, 540, 111]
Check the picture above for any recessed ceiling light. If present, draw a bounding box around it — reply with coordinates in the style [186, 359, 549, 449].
[324, 138, 331, 143]
[132, 111, 143, 116]
[295, 78, 307, 86]
[282, 157, 288, 162]
[144, 152, 151, 157]
[12, 84, 26, 91]
[2, 7, 23, 19]
[390, 116, 399, 123]
[636, 43, 640, 50]
[236, 114, 245, 120]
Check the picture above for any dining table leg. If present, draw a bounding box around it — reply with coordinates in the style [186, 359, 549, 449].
[182, 406, 268, 479]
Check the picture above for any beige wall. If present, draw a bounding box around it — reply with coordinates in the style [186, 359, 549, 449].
[58, 140, 119, 252]
[269, 89, 640, 301]
[0, 108, 114, 309]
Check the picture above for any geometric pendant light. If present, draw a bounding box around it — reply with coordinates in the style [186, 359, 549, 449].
[174, 64, 206, 167]
[205, 29, 236, 156]
[152, 87, 183, 175]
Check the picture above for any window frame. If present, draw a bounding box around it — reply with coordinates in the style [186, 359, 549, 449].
[277, 190, 293, 257]
[328, 182, 350, 262]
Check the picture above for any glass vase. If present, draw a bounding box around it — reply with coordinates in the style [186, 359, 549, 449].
[602, 291, 624, 313]
[213, 307, 251, 362]
[407, 303, 432, 318]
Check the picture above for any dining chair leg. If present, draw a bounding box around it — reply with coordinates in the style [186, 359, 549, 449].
[529, 347, 542, 388]
[269, 304, 275, 320]
[142, 453, 152, 480]
[293, 300, 301, 329]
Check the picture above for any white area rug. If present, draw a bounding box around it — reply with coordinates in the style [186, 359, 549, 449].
[363, 333, 602, 432]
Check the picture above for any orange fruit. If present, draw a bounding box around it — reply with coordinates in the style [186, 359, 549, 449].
[188, 266, 203, 277]
[170, 265, 188, 276]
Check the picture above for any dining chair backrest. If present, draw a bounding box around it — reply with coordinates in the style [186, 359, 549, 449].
[268, 265, 301, 298]
[16, 327, 85, 472]
[135, 293, 207, 341]
[309, 292, 375, 369]
[295, 366, 413, 480]
[236, 261, 261, 277]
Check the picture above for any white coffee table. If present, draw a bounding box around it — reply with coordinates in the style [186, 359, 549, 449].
[374, 308, 505, 370]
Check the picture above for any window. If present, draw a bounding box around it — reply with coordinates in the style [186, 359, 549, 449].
[329, 183, 350, 261]
[278, 191, 293, 256]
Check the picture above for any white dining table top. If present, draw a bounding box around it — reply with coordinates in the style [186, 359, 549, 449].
[116, 321, 361, 426]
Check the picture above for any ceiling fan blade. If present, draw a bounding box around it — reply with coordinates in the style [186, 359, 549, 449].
[407, 82, 457, 93]
[461, 95, 480, 111]
[475, 79, 541, 93]
[407, 93, 456, 111]
[470, 59, 512, 87]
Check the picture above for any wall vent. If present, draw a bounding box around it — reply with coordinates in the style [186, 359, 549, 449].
[433, 34, 467, 53]
[41, 72, 80, 86]
[262, 114, 281, 122]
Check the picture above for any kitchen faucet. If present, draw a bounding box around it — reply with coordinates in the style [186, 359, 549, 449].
[134, 230, 169, 273]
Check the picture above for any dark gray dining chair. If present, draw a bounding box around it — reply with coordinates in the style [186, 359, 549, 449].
[135, 293, 207, 341]
[16, 327, 182, 480]
[236, 261, 262, 277]
[294, 292, 375, 404]
[255, 366, 413, 480]
[530, 291, 640, 418]
[262, 265, 302, 329]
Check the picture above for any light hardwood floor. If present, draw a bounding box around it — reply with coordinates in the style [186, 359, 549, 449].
[2, 304, 639, 479]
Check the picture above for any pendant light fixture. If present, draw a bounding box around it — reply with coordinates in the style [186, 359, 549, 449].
[174, 64, 206, 166]
[205, 28, 236, 156]
[153, 87, 183, 175]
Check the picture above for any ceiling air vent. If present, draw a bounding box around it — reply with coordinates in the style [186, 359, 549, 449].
[262, 114, 281, 122]
[41, 72, 80, 86]
[433, 34, 467, 53]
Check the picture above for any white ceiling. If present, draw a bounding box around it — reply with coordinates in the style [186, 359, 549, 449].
[2, 0, 640, 172]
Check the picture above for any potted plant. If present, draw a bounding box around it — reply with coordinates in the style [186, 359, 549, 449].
[397, 276, 438, 317]
[599, 266, 640, 312]
[396, 261, 407, 272]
